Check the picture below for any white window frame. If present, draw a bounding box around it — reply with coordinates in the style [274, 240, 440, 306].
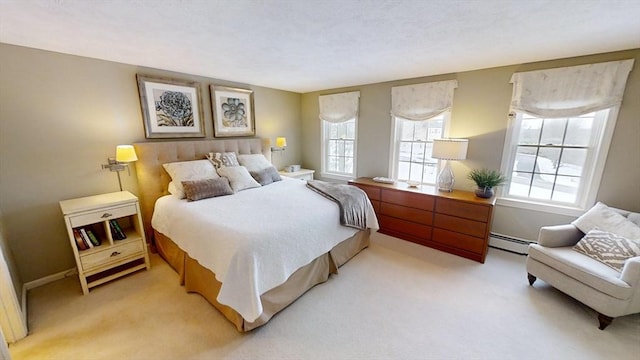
[389, 112, 450, 184]
[498, 107, 620, 216]
[321, 117, 358, 180]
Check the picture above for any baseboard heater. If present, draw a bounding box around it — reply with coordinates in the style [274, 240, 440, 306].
[489, 232, 534, 255]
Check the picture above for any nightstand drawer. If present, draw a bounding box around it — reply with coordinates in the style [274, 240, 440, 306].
[81, 240, 144, 272]
[70, 204, 137, 228]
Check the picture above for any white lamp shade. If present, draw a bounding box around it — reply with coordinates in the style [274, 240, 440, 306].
[432, 139, 468, 160]
[276, 137, 287, 148]
[116, 145, 138, 162]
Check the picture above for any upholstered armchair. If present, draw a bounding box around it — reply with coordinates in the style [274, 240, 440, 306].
[526, 205, 640, 330]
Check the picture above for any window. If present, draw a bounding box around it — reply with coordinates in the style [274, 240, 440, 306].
[322, 118, 357, 177]
[502, 110, 609, 207]
[389, 80, 457, 184]
[319, 91, 360, 179]
[500, 59, 633, 213]
[391, 113, 446, 184]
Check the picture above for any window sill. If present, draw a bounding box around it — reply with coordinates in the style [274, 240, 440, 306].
[495, 197, 586, 217]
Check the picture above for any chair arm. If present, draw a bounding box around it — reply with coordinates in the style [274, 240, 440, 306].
[620, 256, 640, 287]
[537, 224, 584, 248]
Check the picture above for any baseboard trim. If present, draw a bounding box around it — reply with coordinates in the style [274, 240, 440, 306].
[24, 268, 77, 290]
[489, 232, 534, 255]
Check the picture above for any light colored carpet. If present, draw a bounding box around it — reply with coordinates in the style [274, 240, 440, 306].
[9, 233, 640, 360]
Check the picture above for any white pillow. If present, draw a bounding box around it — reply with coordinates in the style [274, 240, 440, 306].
[572, 202, 640, 241]
[237, 154, 272, 173]
[163, 160, 219, 199]
[217, 166, 261, 192]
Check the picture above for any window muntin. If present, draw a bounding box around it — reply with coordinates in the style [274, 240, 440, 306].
[503, 110, 607, 207]
[391, 114, 446, 184]
[322, 118, 356, 177]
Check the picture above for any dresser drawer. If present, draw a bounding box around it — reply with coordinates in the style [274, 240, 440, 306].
[380, 215, 432, 240]
[381, 203, 433, 226]
[432, 228, 484, 254]
[80, 240, 144, 272]
[371, 200, 381, 214]
[435, 198, 490, 222]
[70, 204, 137, 228]
[381, 189, 434, 211]
[434, 213, 486, 238]
[355, 184, 381, 201]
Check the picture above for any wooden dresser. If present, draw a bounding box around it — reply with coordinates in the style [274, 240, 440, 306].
[349, 177, 496, 263]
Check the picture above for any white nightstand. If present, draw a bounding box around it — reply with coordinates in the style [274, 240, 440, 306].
[59, 191, 151, 294]
[279, 168, 315, 181]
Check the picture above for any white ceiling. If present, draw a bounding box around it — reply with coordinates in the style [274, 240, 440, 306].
[1, 0, 639, 93]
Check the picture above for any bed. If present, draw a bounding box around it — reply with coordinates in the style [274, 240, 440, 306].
[133, 138, 378, 331]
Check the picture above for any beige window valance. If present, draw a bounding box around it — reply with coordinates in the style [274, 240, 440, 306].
[391, 80, 458, 121]
[510, 59, 634, 118]
[319, 91, 360, 123]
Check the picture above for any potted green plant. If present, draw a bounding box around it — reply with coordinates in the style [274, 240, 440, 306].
[467, 168, 506, 198]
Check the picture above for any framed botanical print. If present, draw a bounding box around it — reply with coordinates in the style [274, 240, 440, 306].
[211, 85, 255, 137]
[136, 75, 205, 138]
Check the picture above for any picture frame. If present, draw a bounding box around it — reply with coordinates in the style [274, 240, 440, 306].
[136, 75, 205, 138]
[211, 85, 255, 137]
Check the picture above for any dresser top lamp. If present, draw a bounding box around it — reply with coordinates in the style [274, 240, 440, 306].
[432, 138, 468, 192]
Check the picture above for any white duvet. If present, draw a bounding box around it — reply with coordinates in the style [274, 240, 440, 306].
[152, 178, 378, 322]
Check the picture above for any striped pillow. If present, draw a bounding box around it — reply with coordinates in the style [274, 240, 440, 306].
[573, 229, 640, 272]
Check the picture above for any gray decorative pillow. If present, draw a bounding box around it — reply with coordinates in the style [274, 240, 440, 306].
[181, 178, 233, 201]
[573, 229, 640, 272]
[250, 166, 282, 186]
[206, 152, 239, 168]
[217, 166, 261, 192]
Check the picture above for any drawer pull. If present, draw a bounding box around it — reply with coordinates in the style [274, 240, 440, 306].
[110, 251, 121, 257]
[101, 213, 113, 218]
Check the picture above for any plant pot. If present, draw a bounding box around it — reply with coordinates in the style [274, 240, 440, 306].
[475, 187, 494, 198]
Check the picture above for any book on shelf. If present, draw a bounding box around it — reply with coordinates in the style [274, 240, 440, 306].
[109, 219, 127, 240]
[79, 228, 94, 249]
[85, 228, 101, 246]
[72, 229, 88, 251]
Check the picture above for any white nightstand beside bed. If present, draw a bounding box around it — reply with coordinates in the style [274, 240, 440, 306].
[278, 168, 315, 181]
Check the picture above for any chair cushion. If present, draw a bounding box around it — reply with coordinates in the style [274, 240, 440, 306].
[528, 244, 632, 300]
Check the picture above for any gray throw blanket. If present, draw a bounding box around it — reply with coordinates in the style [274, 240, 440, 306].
[306, 180, 368, 230]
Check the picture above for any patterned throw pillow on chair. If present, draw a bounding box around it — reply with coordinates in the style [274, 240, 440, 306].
[573, 229, 640, 272]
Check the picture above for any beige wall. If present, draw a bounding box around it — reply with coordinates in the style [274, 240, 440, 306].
[0, 43, 302, 282]
[1, 42, 638, 282]
[301, 49, 640, 241]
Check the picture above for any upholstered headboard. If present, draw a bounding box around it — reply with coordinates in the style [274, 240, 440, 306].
[133, 138, 271, 243]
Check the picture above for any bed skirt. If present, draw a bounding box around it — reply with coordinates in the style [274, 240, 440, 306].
[154, 229, 370, 331]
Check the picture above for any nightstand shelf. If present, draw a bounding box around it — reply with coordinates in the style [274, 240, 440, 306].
[279, 168, 315, 181]
[59, 191, 151, 294]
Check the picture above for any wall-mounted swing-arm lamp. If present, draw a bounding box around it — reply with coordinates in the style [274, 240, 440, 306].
[102, 145, 138, 191]
[270, 137, 287, 152]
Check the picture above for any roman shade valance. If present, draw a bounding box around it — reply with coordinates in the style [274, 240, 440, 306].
[510, 59, 634, 118]
[391, 80, 458, 121]
[319, 91, 360, 123]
